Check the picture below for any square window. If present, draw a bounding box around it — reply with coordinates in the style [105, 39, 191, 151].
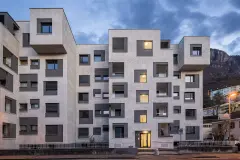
[31, 125, 37, 131]
[31, 60, 39, 66]
[115, 109, 121, 117]
[19, 103, 27, 112]
[20, 60, 28, 66]
[41, 22, 52, 33]
[185, 75, 195, 82]
[20, 125, 27, 132]
[80, 55, 90, 64]
[79, 111, 89, 118]
[140, 115, 147, 123]
[31, 82, 38, 88]
[140, 94, 149, 103]
[173, 92, 179, 97]
[103, 125, 109, 132]
[115, 127, 124, 138]
[78, 128, 89, 138]
[31, 103, 39, 109]
[140, 73, 147, 83]
[192, 47, 201, 56]
[103, 75, 109, 81]
[95, 75, 101, 81]
[46, 125, 58, 136]
[46, 60, 58, 70]
[184, 92, 195, 101]
[94, 55, 102, 62]
[20, 82, 27, 88]
[144, 41, 152, 50]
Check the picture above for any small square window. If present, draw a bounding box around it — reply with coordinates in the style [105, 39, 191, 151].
[140, 94, 149, 103]
[79, 111, 89, 118]
[31, 125, 38, 131]
[31, 103, 39, 109]
[140, 115, 147, 123]
[31, 60, 39, 66]
[140, 73, 147, 83]
[41, 22, 52, 33]
[20, 60, 28, 66]
[94, 55, 102, 62]
[20, 82, 27, 88]
[20, 125, 27, 132]
[103, 125, 109, 132]
[144, 41, 152, 50]
[46, 60, 58, 70]
[191, 45, 202, 56]
[115, 127, 124, 138]
[80, 55, 90, 65]
[173, 92, 179, 97]
[19, 103, 28, 112]
[31, 82, 38, 88]
[185, 75, 195, 82]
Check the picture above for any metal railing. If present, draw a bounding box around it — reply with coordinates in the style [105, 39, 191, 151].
[19, 142, 109, 150]
[178, 141, 235, 147]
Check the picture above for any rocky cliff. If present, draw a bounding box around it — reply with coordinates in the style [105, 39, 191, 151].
[203, 49, 240, 92]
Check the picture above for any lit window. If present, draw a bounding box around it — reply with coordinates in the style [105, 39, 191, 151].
[185, 75, 194, 82]
[140, 73, 147, 83]
[144, 41, 152, 50]
[140, 115, 147, 123]
[20, 60, 28, 66]
[140, 94, 149, 103]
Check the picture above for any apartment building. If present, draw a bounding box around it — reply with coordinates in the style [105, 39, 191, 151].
[0, 8, 210, 149]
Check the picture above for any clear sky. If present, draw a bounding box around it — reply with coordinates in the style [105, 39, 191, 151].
[1, 0, 240, 55]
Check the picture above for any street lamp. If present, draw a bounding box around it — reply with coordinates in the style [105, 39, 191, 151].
[228, 92, 237, 140]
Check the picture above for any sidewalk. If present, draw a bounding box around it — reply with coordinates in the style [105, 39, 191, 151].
[0, 154, 136, 160]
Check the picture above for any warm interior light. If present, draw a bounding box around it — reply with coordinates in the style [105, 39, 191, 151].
[144, 41, 152, 49]
[140, 94, 149, 103]
[142, 130, 148, 133]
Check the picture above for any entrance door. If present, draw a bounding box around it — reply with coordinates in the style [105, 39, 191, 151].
[140, 133, 151, 148]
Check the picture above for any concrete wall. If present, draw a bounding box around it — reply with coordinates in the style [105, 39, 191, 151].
[0, 22, 19, 149]
[76, 44, 109, 143]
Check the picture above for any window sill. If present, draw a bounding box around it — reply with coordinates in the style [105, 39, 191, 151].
[4, 112, 16, 115]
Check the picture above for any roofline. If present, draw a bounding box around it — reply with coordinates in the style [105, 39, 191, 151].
[16, 21, 29, 22]
[77, 44, 108, 45]
[30, 8, 64, 9]
[108, 29, 160, 31]
[0, 12, 20, 29]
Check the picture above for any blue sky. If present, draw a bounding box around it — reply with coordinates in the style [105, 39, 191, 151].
[1, 0, 240, 55]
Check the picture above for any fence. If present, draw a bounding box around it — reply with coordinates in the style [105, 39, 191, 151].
[19, 142, 109, 150]
[178, 141, 235, 147]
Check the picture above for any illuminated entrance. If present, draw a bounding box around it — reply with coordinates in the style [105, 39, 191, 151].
[136, 131, 151, 148]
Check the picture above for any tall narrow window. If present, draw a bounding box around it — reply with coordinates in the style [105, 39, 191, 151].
[140, 94, 149, 103]
[140, 115, 147, 123]
[140, 73, 147, 83]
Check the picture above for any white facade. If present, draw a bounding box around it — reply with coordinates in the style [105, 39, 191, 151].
[0, 9, 210, 149]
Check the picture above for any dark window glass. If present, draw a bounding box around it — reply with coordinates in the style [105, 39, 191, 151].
[46, 125, 58, 135]
[115, 127, 124, 138]
[79, 111, 89, 118]
[41, 22, 52, 33]
[103, 125, 109, 132]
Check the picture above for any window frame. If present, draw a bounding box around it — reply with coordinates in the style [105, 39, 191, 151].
[46, 60, 58, 70]
[185, 75, 195, 83]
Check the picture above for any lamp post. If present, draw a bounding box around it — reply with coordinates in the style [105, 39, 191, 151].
[228, 92, 236, 140]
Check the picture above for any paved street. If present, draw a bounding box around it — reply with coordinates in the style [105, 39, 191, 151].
[0, 153, 239, 160]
